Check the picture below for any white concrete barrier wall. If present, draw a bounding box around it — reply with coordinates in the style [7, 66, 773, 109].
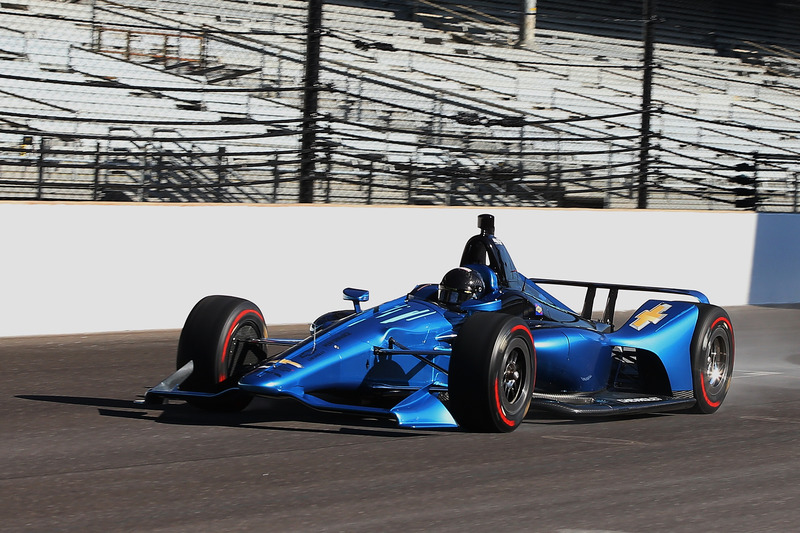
[1, 202, 798, 337]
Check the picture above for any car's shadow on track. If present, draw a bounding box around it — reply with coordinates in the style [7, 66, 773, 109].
[17, 393, 672, 436]
[525, 407, 673, 425]
[15, 394, 442, 438]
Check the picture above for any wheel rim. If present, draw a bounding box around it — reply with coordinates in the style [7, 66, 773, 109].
[705, 331, 730, 393]
[224, 321, 264, 381]
[502, 346, 526, 405]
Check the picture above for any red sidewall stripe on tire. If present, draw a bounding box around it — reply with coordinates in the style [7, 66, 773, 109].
[700, 375, 721, 408]
[219, 309, 264, 383]
[511, 324, 536, 387]
[699, 316, 733, 408]
[711, 316, 735, 349]
[494, 379, 515, 427]
[494, 324, 536, 427]
[511, 324, 537, 388]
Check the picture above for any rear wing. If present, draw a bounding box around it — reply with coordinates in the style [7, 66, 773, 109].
[528, 278, 709, 327]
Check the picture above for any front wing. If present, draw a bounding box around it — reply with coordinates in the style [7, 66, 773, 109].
[530, 391, 695, 417]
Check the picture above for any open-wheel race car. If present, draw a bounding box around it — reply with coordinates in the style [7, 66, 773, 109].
[141, 214, 734, 432]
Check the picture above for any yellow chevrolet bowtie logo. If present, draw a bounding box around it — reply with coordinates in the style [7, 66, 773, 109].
[630, 303, 671, 331]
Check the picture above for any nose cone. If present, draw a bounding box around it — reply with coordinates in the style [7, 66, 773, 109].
[238, 358, 305, 394]
[238, 297, 453, 397]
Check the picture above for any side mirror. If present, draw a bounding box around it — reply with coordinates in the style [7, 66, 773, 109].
[343, 287, 369, 313]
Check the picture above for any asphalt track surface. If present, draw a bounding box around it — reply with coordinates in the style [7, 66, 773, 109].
[2, 305, 800, 533]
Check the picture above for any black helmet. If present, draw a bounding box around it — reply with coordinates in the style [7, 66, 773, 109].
[438, 267, 485, 307]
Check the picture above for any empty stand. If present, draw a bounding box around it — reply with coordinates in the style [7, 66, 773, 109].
[0, 0, 799, 210]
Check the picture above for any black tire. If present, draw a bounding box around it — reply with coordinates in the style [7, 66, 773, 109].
[448, 313, 535, 432]
[689, 304, 734, 414]
[176, 295, 268, 411]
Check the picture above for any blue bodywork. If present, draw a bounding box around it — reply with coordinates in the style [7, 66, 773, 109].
[146, 214, 712, 427]
[241, 294, 459, 427]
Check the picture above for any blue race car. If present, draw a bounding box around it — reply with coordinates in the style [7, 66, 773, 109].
[142, 214, 734, 432]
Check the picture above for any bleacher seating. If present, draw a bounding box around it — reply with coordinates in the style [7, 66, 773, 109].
[1, 0, 800, 209]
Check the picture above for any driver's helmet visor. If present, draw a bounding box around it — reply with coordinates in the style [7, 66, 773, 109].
[438, 284, 477, 305]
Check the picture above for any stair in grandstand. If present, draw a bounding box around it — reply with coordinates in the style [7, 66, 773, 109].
[99, 127, 274, 203]
[406, 0, 518, 46]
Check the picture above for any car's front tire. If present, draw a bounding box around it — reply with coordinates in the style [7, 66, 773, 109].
[448, 313, 535, 432]
[176, 295, 268, 411]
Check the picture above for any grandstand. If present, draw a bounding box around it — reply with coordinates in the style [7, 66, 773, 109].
[1, 0, 799, 210]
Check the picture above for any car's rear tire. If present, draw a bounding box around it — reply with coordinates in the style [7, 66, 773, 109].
[448, 313, 535, 432]
[689, 304, 734, 413]
[176, 295, 268, 411]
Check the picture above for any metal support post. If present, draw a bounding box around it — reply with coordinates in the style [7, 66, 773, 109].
[299, 0, 323, 204]
[519, 0, 537, 47]
[37, 137, 46, 200]
[637, 0, 655, 209]
[93, 142, 101, 201]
